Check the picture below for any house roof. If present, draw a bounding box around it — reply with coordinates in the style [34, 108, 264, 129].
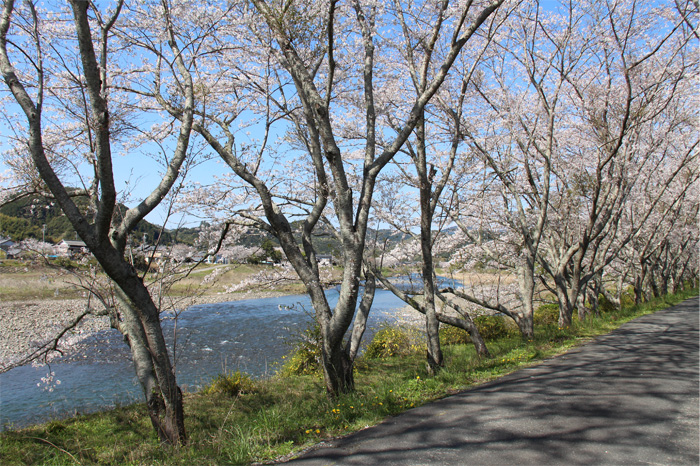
[60, 240, 87, 247]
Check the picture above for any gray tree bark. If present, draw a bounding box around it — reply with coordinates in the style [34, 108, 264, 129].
[0, 0, 192, 444]
[178, 0, 505, 395]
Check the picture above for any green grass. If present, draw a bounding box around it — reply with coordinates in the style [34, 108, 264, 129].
[1, 287, 697, 465]
[0, 262, 86, 300]
[163, 263, 309, 297]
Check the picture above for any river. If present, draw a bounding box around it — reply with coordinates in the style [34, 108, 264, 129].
[0, 287, 424, 431]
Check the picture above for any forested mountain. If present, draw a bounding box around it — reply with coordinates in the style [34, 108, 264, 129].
[0, 195, 175, 244]
[0, 195, 411, 253]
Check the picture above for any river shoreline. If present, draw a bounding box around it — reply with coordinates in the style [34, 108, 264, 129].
[0, 290, 291, 372]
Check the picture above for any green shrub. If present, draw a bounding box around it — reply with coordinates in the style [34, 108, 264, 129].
[279, 319, 322, 377]
[620, 286, 636, 307]
[597, 294, 617, 313]
[533, 303, 560, 327]
[280, 344, 322, 377]
[364, 326, 411, 359]
[473, 315, 511, 341]
[202, 371, 256, 397]
[50, 256, 77, 269]
[439, 325, 470, 346]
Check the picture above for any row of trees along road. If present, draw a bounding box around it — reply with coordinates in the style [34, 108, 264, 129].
[0, 0, 697, 446]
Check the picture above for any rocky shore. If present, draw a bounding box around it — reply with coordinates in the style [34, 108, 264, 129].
[0, 290, 290, 372]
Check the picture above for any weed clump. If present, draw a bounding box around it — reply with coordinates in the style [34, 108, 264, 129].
[279, 319, 322, 377]
[473, 315, 511, 341]
[533, 303, 560, 327]
[364, 326, 412, 359]
[597, 294, 618, 313]
[439, 325, 470, 346]
[280, 345, 322, 377]
[202, 371, 256, 397]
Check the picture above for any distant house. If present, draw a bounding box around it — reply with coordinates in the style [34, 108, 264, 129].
[186, 252, 206, 263]
[140, 244, 157, 255]
[214, 254, 230, 264]
[0, 236, 15, 253]
[316, 254, 335, 266]
[204, 253, 229, 264]
[134, 244, 170, 267]
[57, 239, 87, 257]
[1, 236, 20, 259]
[5, 246, 22, 259]
[138, 244, 157, 258]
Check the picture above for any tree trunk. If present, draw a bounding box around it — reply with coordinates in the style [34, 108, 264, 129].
[435, 309, 490, 358]
[113, 272, 186, 445]
[634, 277, 644, 305]
[430, 289, 491, 358]
[416, 111, 442, 375]
[514, 311, 534, 340]
[649, 268, 661, 298]
[588, 272, 602, 316]
[113, 292, 165, 438]
[322, 340, 354, 396]
[554, 276, 575, 329]
[672, 253, 693, 294]
[466, 322, 490, 358]
[558, 300, 573, 328]
[346, 273, 376, 362]
[516, 256, 536, 339]
[577, 294, 588, 321]
[635, 261, 649, 304]
[422, 254, 443, 374]
[660, 275, 668, 297]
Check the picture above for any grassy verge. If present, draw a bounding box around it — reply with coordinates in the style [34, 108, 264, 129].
[0, 262, 307, 301]
[156, 263, 314, 297]
[1, 287, 697, 465]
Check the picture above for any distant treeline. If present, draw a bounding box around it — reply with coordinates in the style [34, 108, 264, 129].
[0, 195, 414, 255]
[0, 194, 192, 245]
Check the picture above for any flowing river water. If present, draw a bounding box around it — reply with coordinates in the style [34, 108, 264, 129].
[0, 286, 430, 431]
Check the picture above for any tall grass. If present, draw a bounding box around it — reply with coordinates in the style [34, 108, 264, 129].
[0, 287, 696, 465]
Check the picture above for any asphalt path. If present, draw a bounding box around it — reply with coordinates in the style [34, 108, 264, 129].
[287, 297, 699, 466]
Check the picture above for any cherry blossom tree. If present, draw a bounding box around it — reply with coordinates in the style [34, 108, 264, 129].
[369, 0, 519, 369]
[425, 0, 697, 333]
[439, 0, 575, 338]
[366, 34, 510, 362]
[534, 0, 698, 327]
[152, 0, 506, 394]
[367, 209, 492, 359]
[0, 0, 196, 444]
[617, 153, 699, 304]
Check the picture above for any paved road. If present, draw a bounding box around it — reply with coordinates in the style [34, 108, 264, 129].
[288, 297, 699, 465]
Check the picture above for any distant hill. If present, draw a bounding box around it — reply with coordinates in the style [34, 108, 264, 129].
[0, 194, 174, 245]
[287, 220, 410, 256]
[0, 194, 414, 255]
